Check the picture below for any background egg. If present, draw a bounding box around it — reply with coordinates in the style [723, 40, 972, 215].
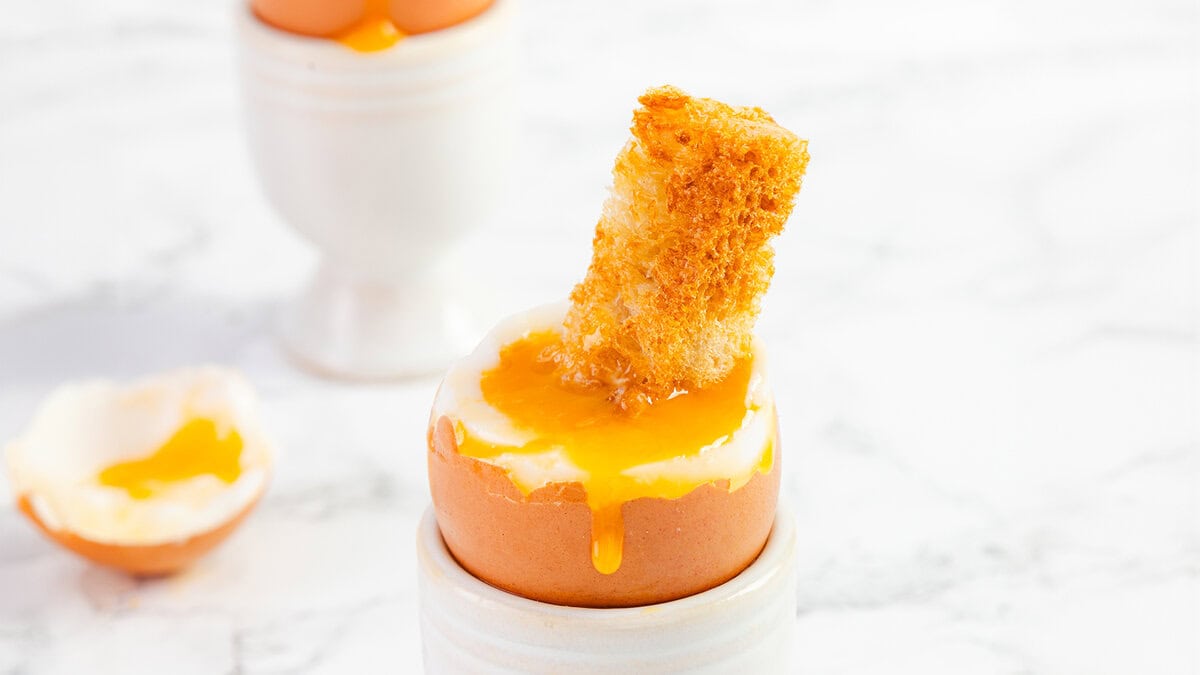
[387, 0, 494, 34]
[250, 0, 365, 37]
[250, 0, 495, 39]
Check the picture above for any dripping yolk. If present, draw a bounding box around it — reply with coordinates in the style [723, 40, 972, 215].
[98, 419, 243, 499]
[335, 0, 404, 52]
[456, 331, 772, 575]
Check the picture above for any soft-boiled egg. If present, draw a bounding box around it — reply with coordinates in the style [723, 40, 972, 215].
[5, 368, 274, 575]
[428, 304, 780, 608]
[251, 0, 496, 52]
[427, 86, 808, 609]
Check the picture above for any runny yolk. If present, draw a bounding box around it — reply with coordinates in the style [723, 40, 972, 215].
[457, 331, 774, 575]
[335, 0, 404, 52]
[98, 419, 243, 499]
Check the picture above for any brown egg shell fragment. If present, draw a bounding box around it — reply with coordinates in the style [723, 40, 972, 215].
[427, 415, 780, 608]
[16, 490, 265, 577]
[251, 0, 366, 37]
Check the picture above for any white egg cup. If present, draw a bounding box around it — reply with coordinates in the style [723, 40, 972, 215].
[235, 2, 514, 378]
[416, 507, 797, 674]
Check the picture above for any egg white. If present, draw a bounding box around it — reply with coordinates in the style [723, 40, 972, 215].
[431, 302, 775, 495]
[5, 367, 274, 546]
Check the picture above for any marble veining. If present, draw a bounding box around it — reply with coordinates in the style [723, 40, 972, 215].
[0, 0, 1196, 672]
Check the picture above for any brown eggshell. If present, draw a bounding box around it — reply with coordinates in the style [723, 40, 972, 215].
[16, 491, 264, 577]
[251, 0, 495, 38]
[427, 415, 781, 608]
[251, 0, 367, 38]
[387, 0, 494, 34]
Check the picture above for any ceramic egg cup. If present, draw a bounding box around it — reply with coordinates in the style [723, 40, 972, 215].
[236, 1, 514, 379]
[416, 507, 797, 674]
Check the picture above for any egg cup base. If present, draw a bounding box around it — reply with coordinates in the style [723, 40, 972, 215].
[416, 505, 797, 674]
[279, 263, 480, 380]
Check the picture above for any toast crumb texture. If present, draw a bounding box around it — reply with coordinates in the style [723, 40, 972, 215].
[558, 85, 810, 410]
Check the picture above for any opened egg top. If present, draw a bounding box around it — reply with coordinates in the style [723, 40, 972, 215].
[427, 86, 808, 607]
[431, 305, 780, 605]
[5, 368, 274, 575]
[251, 0, 495, 51]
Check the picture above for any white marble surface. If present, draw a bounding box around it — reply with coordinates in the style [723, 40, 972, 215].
[1, 0, 1197, 673]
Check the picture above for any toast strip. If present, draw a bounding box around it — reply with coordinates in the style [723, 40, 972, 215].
[559, 86, 809, 410]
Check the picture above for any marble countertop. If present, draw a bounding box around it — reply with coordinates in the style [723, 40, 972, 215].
[1, 0, 1196, 673]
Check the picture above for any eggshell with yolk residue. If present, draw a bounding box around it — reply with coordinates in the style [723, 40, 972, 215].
[17, 489, 265, 577]
[5, 367, 275, 577]
[427, 415, 781, 608]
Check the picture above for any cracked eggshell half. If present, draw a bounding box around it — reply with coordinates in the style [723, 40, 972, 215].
[5, 368, 275, 576]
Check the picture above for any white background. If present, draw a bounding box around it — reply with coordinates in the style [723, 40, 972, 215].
[1, 0, 1197, 673]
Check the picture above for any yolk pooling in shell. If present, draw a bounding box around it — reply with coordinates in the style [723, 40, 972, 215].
[456, 330, 774, 575]
[335, 0, 404, 52]
[98, 419, 243, 499]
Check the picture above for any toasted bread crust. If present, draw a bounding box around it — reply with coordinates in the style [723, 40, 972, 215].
[558, 86, 809, 410]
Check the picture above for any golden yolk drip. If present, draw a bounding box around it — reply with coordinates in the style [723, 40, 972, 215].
[458, 331, 773, 574]
[98, 419, 243, 499]
[589, 503, 625, 575]
[336, 0, 404, 52]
